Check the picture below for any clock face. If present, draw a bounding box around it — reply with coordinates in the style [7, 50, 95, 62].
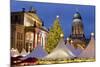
[25, 32, 34, 42]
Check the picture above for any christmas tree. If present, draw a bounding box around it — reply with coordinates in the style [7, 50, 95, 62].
[46, 16, 63, 53]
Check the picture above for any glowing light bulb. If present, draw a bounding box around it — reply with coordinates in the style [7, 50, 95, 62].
[60, 33, 64, 37]
[91, 32, 94, 36]
[56, 15, 59, 18]
[71, 40, 73, 43]
[67, 37, 69, 41]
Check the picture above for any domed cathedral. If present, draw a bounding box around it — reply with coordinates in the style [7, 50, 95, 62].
[11, 7, 48, 53]
[69, 12, 86, 49]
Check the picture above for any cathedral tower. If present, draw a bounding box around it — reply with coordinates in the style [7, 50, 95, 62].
[71, 12, 85, 40]
[70, 12, 86, 48]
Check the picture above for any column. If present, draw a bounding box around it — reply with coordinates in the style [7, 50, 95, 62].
[34, 32, 38, 48]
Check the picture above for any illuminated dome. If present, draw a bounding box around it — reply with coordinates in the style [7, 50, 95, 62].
[72, 12, 83, 25]
[73, 12, 82, 19]
[71, 12, 84, 36]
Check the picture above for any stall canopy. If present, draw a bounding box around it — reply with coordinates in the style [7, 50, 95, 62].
[43, 38, 75, 60]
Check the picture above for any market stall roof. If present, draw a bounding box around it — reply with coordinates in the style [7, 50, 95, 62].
[20, 48, 28, 57]
[43, 38, 75, 60]
[22, 44, 48, 60]
[66, 43, 83, 57]
[11, 48, 20, 57]
[78, 34, 95, 58]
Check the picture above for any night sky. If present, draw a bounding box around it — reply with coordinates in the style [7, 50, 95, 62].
[11, 0, 95, 38]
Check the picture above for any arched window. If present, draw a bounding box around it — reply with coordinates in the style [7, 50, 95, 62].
[25, 32, 34, 51]
[25, 32, 34, 41]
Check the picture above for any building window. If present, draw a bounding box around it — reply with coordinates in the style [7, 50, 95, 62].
[21, 33, 23, 40]
[25, 32, 34, 50]
[15, 15, 18, 22]
[17, 32, 19, 40]
[14, 15, 21, 24]
[17, 32, 23, 40]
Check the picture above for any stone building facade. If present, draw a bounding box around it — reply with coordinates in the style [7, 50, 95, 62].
[11, 8, 48, 52]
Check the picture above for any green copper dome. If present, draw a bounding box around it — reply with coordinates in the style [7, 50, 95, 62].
[73, 12, 82, 19]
